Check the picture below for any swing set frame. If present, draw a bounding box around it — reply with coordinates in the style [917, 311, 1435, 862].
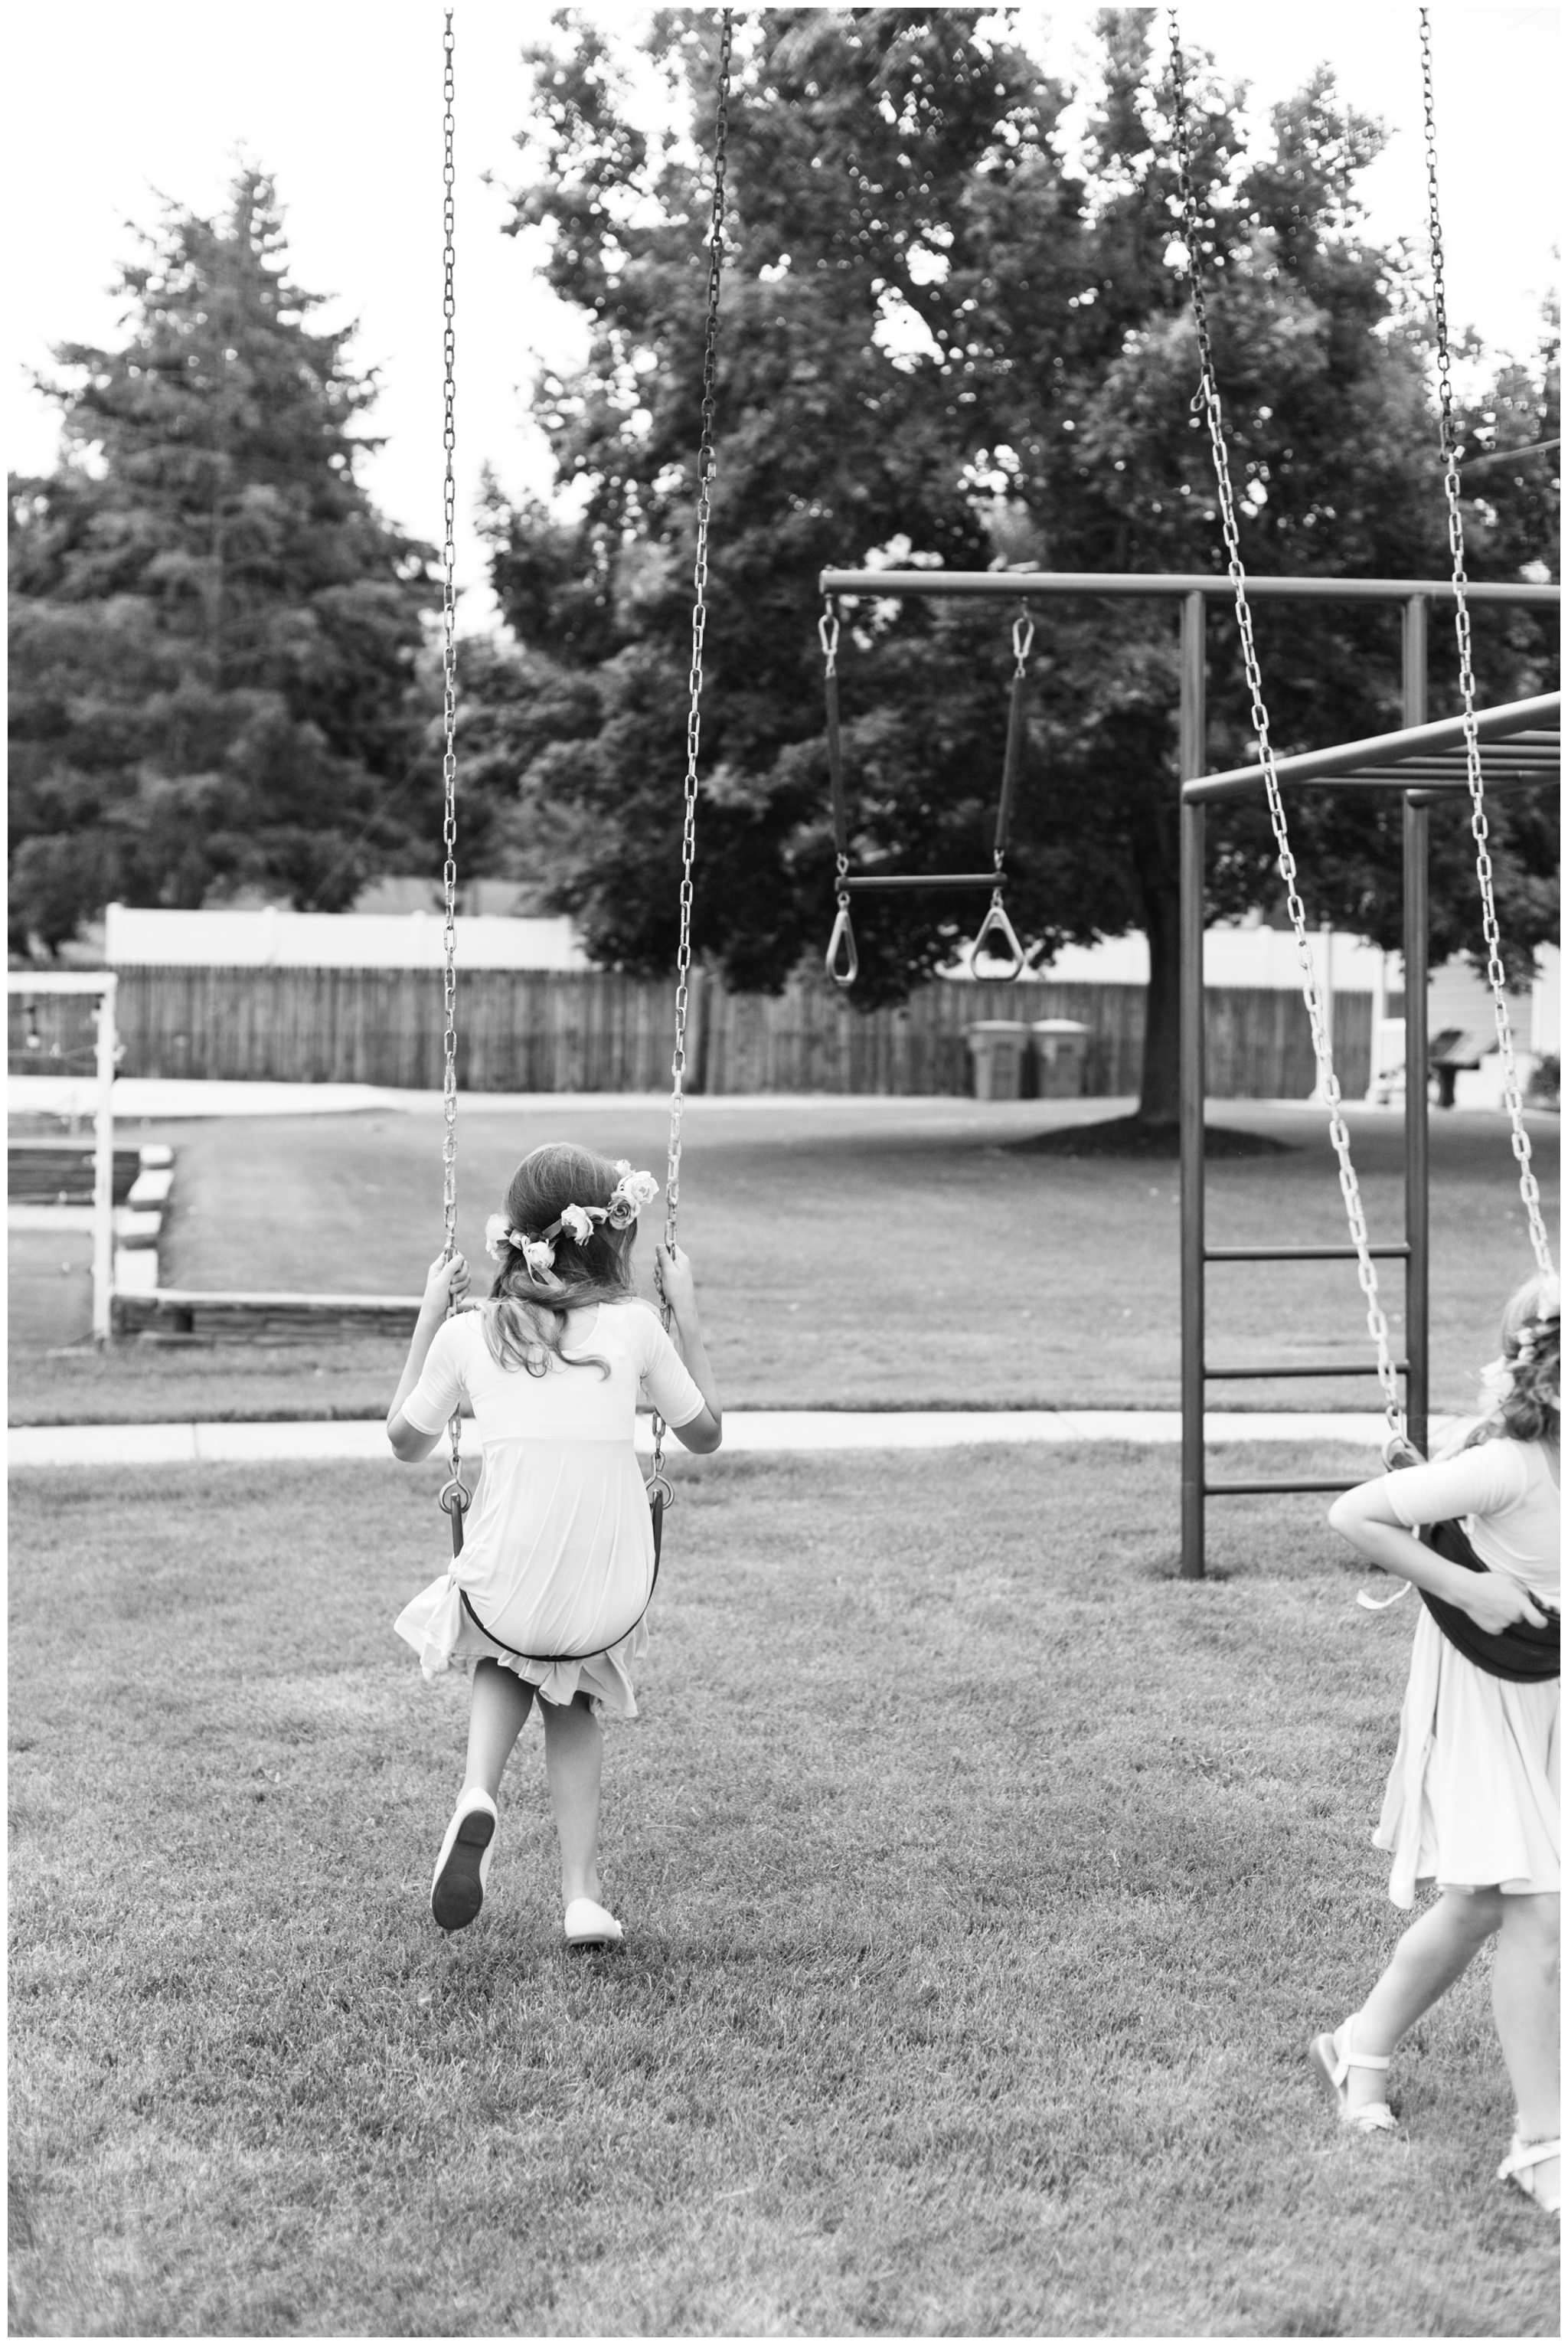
[820, 562, 1560, 1578]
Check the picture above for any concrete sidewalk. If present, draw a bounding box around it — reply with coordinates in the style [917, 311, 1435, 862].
[8, 1409, 1446, 1470]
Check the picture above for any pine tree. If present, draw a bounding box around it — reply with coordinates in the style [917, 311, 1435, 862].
[8, 172, 437, 956]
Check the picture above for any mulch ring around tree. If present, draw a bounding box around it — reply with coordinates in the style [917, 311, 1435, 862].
[1008, 1114, 1294, 1159]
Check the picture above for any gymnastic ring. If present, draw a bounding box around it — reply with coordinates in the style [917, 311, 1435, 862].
[825, 897, 858, 989]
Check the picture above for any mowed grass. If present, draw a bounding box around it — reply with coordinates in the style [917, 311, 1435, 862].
[11, 1097, 1558, 1424]
[8, 1447, 1557, 2337]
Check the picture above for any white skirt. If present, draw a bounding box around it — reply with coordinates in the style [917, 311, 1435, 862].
[394, 1437, 656, 1718]
[1374, 1607, 1560, 1908]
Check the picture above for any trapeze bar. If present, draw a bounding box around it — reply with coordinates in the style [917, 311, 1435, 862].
[1204, 1477, 1364, 1497]
[842, 873, 1002, 892]
[819, 568, 1561, 607]
[1204, 1243, 1411, 1263]
[1183, 693, 1561, 803]
[1204, 1359, 1412, 1379]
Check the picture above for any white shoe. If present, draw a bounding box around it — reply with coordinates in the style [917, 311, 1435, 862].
[1308, 2021, 1397, 2134]
[1498, 2132, 1561, 2216]
[430, 1787, 498, 1932]
[564, 1896, 622, 1948]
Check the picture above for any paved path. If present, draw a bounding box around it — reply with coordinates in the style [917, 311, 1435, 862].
[10, 1074, 1443, 1124]
[8, 1409, 1451, 1470]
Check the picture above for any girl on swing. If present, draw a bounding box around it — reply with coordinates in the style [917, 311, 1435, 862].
[1315, 1272, 1560, 2216]
[386, 1143, 720, 1947]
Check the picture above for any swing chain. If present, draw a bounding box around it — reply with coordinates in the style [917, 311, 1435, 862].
[1419, 13, 1553, 1276]
[820, 599, 851, 894]
[1168, 11, 1403, 1435]
[439, 8, 466, 1504]
[653, 9, 733, 1490]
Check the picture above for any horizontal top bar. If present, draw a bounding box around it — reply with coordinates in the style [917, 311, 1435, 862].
[1184, 694, 1560, 803]
[5, 972, 117, 996]
[820, 568, 1561, 607]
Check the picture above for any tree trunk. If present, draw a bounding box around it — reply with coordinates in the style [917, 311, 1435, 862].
[1136, 870, 1183, 1129]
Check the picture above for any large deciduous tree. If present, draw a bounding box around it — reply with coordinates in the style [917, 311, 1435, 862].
[470, 7, 1558, 1125]
[8, 171, 437, 958]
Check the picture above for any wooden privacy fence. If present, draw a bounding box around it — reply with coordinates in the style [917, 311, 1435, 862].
[13, 966, 1377, 1099]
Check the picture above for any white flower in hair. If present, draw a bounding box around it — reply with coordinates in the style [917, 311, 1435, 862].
[606, 1166, 658, 1228]
[559, 1204, 596, 1244]
[483, 1212, 513, 1262]
[1479, 1355, 1515, 1401]
[521, 1237, 557, 1277]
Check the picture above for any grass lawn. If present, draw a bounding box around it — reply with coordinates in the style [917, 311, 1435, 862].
[8, 1444, 1558, 2337]
[9, 1098, 1558, 1426]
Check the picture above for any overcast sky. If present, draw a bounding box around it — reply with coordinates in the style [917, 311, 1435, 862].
[7, 4, 1559, 633]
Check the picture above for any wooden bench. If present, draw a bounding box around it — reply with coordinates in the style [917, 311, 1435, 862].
[113, 1288, 423, 1342]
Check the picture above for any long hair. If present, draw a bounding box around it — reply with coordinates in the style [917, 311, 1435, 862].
[1463, 1270, 1561, 1449]
[484, 1143, 639, 1376]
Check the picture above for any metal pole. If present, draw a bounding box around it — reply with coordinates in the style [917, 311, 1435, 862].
[1402, 595, 1429, 1455]
[1179, 591, 1207, 1576]
[93, 976, 117, 1344]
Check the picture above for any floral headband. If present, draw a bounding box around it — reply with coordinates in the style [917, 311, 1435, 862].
[485, 1161, 660, 1280]
[1480, 1302, 1561, 1405]
[1511, 1302, 1560, 1370]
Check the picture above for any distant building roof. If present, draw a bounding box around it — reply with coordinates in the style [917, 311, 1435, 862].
[104, 904, 593, 970]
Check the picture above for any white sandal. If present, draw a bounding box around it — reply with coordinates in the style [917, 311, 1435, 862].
[1308, 2021, 1398, 2134]
[1498, 2132, 1561, 2216]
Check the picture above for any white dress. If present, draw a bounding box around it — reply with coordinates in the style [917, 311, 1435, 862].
[393, 1300, 704, 1716]
[1373, 1439, 1560, 1908]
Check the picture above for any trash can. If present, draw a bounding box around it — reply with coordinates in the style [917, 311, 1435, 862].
[965, 1020, 1031, 1101]
[1030, 1019, 1091, 1099]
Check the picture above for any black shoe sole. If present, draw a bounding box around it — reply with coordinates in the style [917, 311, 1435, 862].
[431, 1809, 495, 1932]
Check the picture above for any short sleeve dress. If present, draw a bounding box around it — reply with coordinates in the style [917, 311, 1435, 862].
[1372, 1438, 1560, 1908]
[393, 1299, 704, 1715]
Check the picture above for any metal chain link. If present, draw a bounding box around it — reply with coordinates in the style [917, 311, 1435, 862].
[439, 11, 465, 1503]
[652, 11, 733, 1494]
[1419, 11, 1553, 1275]
[1168, 13, 1404, 1434]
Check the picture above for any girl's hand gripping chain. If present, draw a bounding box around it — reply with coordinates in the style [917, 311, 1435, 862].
[653, 1241, 697, 1322]
[421, 1248, 473, 1319]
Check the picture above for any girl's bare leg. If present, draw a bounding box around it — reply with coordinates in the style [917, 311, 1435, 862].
[462, 1658, 535, 1799]
[1493, 1892, 1560, 2198]
[1340, 1887, 1504, 2111]
[539, 1691, 603, 1907]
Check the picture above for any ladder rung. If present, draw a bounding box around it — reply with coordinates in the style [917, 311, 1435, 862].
[1206, 1477, 1365, 1496]
[844, 873, 1001, 893]
[1204, 1359, 1410, 1380]
[1204, 1244, 1411, 1263]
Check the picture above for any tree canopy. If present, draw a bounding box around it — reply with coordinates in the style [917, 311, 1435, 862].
[467, 5, 1558, 1122]
[8, 172, 437, 957]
